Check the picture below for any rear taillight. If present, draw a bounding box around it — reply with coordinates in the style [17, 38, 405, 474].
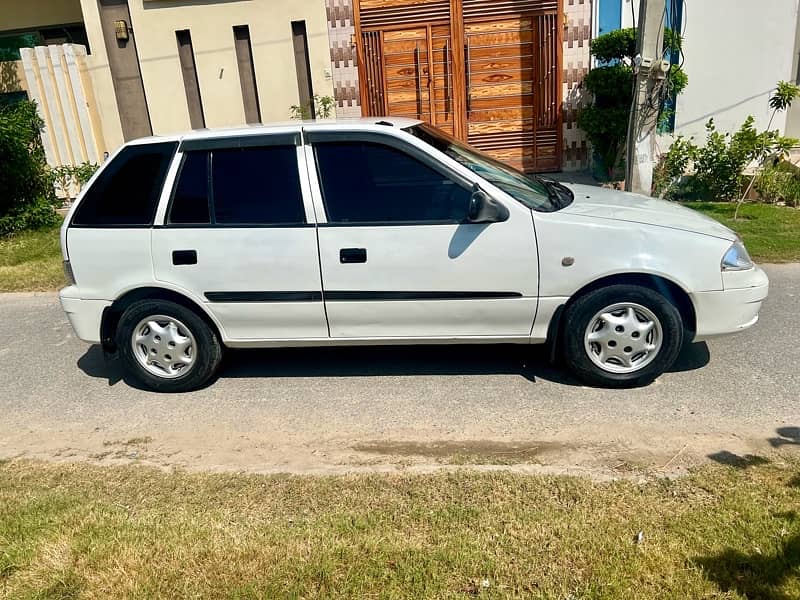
[63, 260, 76, 286]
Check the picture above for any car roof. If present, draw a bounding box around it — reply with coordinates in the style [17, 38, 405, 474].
[126, 117, 423, 146]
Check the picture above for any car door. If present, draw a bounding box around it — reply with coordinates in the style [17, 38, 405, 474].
[306, 130, 539, 339]
[151, 133, 328, 341]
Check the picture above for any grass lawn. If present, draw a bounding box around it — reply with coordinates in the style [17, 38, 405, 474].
[0, 459, 798, 598]
[0, 224, 64, 293]
[686, 202, 800, 263]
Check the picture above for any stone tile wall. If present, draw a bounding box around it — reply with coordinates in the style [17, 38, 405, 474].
[325, 0, 362, 118]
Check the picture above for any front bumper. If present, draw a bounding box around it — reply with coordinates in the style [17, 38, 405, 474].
[59, 291, 110, 344]
[692, 266, 769, 341]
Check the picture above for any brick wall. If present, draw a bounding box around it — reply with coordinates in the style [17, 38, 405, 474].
[325, 0, 361, 118]
[562, 0, 592, 171]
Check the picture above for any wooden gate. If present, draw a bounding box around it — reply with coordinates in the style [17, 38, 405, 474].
[355, 0, 562, 172]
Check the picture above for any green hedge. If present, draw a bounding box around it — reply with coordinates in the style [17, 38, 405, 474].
[0, 100, 60, 236]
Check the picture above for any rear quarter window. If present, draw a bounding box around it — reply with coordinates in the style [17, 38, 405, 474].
[71, 142, 178, 227]
[167, 145, 306, 226]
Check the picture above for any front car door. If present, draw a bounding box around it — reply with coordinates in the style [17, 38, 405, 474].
[306, 127, 539, 340]
[151, 132, 327, 342]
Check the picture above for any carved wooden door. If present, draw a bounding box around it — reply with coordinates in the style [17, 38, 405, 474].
[361, 24, 456, 136]
[356, 0, 562, 172]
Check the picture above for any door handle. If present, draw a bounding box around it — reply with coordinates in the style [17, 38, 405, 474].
[172, 250, 197, 265]
[340, 248, 367, 264]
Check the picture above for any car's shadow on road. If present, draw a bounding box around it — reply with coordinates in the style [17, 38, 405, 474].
[77, 340, 711, 390]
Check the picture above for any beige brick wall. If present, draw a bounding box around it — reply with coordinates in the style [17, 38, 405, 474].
[562, 0, 592, 171]
[325, 0, 361, 118]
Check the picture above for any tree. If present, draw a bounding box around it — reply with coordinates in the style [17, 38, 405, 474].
[578, 27, 687, 180]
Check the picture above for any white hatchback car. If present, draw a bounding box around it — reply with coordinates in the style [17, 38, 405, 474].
[60, 118, 768, 392]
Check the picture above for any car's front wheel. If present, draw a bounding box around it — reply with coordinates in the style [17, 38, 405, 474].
[116, 299, 222, 392]
[561, 284, 684, 387]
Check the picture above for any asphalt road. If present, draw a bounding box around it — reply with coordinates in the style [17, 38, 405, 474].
[1, 264, 798, 476]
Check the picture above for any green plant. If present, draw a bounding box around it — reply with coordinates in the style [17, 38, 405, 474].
[653, 136, 696, 198]
[52, 162, 99, 200]
[0, 100, 60, 236]
[736, 81, 800, 218]
[578, 28, 687, 180]
[315, 95, 335, 119]
[754, 162, 800, 207]
[290, 94, 336, 120]
[658, 115, 798, 202]
[699, 117, 797, 201]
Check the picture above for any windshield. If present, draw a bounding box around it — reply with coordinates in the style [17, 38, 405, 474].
[406, 123, 569, 212]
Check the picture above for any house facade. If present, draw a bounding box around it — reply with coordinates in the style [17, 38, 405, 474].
[1, 0, 335, 160]
[1, 0, 593, 172]
[6, 0, 800, 176]
[594, 0, 800, 143]
[325, 0, 593, 171]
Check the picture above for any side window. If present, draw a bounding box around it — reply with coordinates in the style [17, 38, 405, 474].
[169, 151, 210, 224]
[72, 142, 177, 226]
[314, 141, 471, 223]
[211, 146, 305, 225]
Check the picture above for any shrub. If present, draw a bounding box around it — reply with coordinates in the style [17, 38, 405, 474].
[578, 27, 687, 180]
[0, 100, 60, 236]
[652, 137, 697, 199]
[754, 162, 800, 207]
[52, 162, 99, 201]
[692, 117, 797, 201]
[655, 116, 798, 202]
[290, 95, 335, 120]
[588, 28, 636, 63]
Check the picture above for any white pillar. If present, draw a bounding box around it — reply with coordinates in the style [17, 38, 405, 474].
[64, 44, 100, 163]
[35, 46, 73, 166]
[49, 45, 84, 164]
[20, 48, 60, 166]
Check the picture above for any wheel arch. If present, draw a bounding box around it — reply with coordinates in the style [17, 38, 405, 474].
[100, 287, 223, 354]
[547, 272, 697, 356]
[570, 272, 696, 333]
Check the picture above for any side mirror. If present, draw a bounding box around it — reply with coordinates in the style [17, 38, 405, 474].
[467, 184, 509, 223]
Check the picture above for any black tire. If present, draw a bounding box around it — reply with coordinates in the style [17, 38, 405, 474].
[561, 284, 684, 388]
[116, 299, 222, 393]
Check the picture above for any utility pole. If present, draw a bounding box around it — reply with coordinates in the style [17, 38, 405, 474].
[625, 0, 668, 195]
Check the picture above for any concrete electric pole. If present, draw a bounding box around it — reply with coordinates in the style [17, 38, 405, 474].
[625, 0, 668, 195]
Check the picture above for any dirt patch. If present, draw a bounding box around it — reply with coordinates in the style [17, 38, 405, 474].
[0, 420, 790, 479]
[353, 440, 570, 465]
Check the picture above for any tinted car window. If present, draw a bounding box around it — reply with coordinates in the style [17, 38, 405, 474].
[72, 142, 177, 226]
[169, 151, 210, 224]
[211, 146, 305, 225]
[315, 142, 471, 223]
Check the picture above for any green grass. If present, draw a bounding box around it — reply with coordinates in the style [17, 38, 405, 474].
[686, 202, 800, 263]
[0, 458, 798, 598]
[0, 224, 64, 292]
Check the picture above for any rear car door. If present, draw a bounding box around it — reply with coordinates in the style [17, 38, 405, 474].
[307, 130, 539, 339]
[151, 133, 327, 341]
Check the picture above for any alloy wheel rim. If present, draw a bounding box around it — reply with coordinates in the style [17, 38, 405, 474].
[131, 315, 197, 379]
[583, 302, 663, 374]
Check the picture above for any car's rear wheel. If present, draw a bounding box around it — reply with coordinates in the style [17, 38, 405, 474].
[562, 284, 684, 387]
[117, 299, 222, 392]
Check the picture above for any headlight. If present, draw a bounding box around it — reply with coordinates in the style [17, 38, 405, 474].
[721, 240, 753, 271]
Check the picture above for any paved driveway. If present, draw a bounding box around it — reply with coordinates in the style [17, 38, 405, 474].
[1, 264, 798, 476]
